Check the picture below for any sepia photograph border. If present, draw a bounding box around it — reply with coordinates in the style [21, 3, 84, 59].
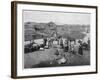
[11, 1, 98, 79]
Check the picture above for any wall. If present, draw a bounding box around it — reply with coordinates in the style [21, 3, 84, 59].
[0, 0, 99, 80]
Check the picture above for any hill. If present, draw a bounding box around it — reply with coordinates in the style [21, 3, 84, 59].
[24, 22, 90, 41]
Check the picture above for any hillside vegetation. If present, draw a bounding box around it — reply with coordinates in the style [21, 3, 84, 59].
[24, 22, 90, 41]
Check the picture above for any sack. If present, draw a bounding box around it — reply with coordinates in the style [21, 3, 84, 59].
[58, 57, 66, 64]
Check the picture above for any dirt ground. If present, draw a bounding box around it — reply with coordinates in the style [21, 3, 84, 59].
[24, 48, 90, 68]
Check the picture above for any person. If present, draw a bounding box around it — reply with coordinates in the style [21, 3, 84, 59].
[87, 39, 90, 50]
[78, 43, 83, 55]
[64, 40, 69, 52]
[55, 47, 67, 64]
[55, 48, 60, 56]
[73, 41, 79, 54]
[59, 37, 63, 48]
[43, 37, 47, 46]
[70, 40, 75, 54]
[67, 40, 71, 52]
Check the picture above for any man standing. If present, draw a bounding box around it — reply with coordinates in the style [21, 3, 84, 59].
[43, 37, 47, 46]
[59, 37, 63, 48]
[78, 43, 83, 55]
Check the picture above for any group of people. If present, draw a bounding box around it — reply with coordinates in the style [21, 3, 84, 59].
[42, 37, 84, 64]
[63, 39, 83, 55]
[43, 36, 90, 56]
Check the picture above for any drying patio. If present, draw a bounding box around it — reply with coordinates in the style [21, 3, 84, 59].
[24, 48, 90, 68]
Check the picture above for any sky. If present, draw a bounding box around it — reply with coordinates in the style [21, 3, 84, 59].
[23, 10, 90, 25]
